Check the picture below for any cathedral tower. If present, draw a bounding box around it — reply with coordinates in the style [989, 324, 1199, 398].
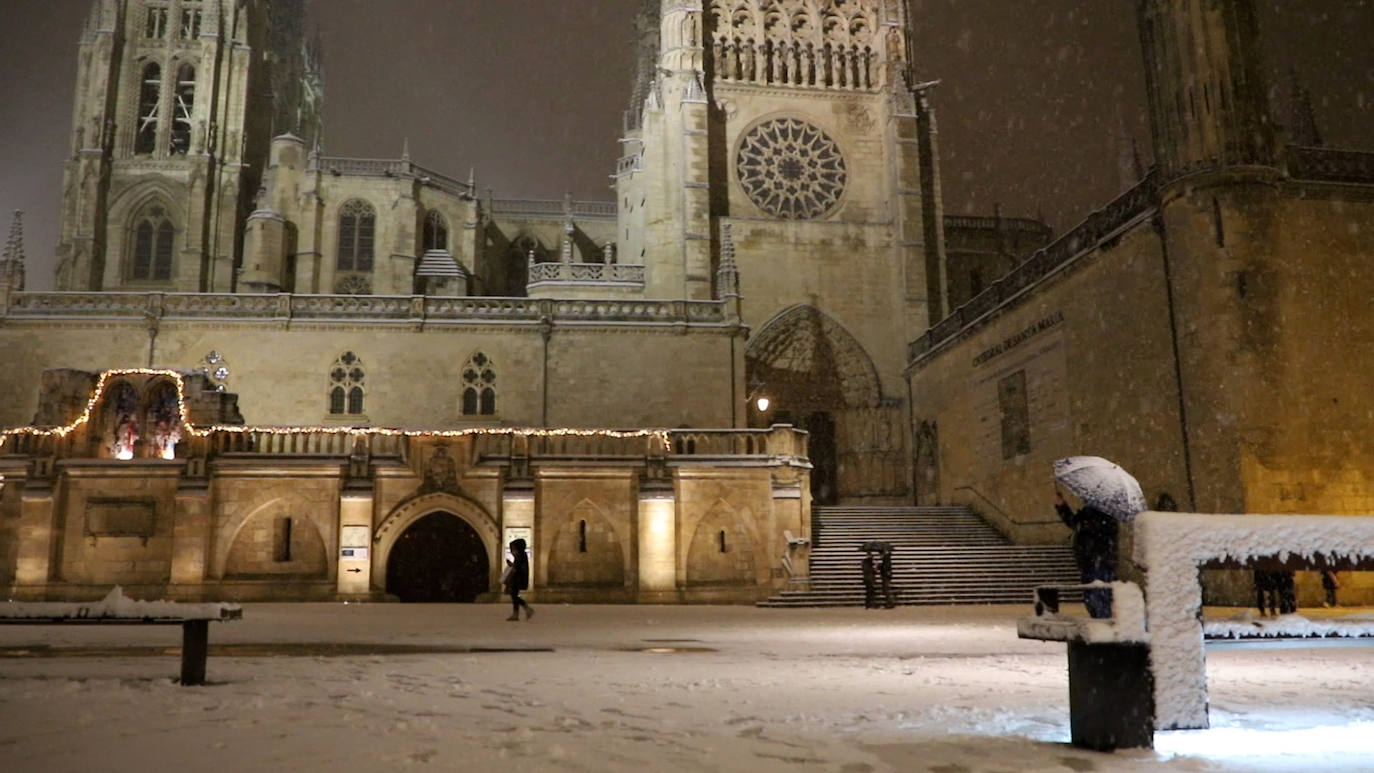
[1138, 0, 1283, 512]
[618, 0, 937, 501]
[56, 0, 321, 293]
[1137, 0, 1276, 181]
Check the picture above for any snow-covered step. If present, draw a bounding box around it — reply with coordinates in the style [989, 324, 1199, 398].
[759, 505, 1079, 608]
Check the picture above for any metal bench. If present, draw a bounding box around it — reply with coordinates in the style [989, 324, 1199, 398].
[0, 588, 242, 685]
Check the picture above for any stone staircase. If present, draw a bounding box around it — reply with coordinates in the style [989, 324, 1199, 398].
[758, 504, 1081, 607]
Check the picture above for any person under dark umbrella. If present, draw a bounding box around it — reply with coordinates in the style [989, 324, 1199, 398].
[505, 538, 533, 621]
[1055, 490, 1119, 619]
[861, 552, 878, 609]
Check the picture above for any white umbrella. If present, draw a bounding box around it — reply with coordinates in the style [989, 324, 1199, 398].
[1053, 456, 1147, 522]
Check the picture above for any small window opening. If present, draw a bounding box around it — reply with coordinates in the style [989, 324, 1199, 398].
[145, 6, 169, 38]
[1213, 197, 1225, 248]
[181, 8, 202, 39]
[136, 63, 161, 155]
[461, 352, 497, 416]
[170, 64, 195, 154]
[578, 520, 588, 553]
[274, 517, 293, 562]
[719, 530, 728, 553]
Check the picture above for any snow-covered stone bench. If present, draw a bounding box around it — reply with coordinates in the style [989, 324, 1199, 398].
[0, 587, 242, 685]
[1134, 511, 1374, 731]
[1018, 581, 1155, 751]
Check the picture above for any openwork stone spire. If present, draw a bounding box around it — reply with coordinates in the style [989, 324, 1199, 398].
[716, 222, 739, 300]
[2, 210, 25, 291]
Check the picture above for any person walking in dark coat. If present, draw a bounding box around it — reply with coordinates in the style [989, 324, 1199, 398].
[1321, 569, 1340, 608]
[1276, 570, 1297, 614]
[505, 538, 533, 621]
[861, 553, 878, 609]
[879, 549, 896, 608]
[1055, 491, 1119, 619]
[1253, 569, 1279, 617]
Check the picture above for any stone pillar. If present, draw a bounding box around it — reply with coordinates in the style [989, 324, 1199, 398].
[14, 485, 57, 594]
[337, 488, 372, 598]
[168, 485, 212, 597]
[637, 488, 678, 601]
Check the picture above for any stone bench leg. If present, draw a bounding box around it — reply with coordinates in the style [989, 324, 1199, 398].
[180, 620, 209, 686]
[1067, 641, 1154, 751]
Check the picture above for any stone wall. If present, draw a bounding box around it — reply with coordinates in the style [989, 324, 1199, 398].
[0, 385, 810, 603]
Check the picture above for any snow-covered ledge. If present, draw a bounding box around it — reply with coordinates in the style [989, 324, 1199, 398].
[1134, 511, 1374, 731]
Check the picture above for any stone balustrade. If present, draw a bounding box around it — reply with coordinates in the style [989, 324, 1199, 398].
[2, 292, 725, 326]
[315, 156, 475, 199]
[1287, 145, 1374, 184]
[909, 173, 1158, 363]
[528, 263, 646, 287]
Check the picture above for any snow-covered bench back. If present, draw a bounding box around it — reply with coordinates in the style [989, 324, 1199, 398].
[1134, 511, 1374, 730]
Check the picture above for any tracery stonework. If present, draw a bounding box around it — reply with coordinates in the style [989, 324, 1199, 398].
[736, 118, 847, 220]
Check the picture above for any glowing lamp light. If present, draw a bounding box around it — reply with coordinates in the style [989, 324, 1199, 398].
[161, 445, 177, 460]
[115, 449, 134, 461]
[755, 396, 771, 412]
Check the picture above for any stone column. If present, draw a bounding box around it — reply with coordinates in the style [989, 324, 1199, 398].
[168, 484, 212, 598]
[14, 484, 57, 594]
[337, 488, 373, 597]
[637, 488, 678, 601]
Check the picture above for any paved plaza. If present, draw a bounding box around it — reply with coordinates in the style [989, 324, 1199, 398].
[1, 603, 1371, 772]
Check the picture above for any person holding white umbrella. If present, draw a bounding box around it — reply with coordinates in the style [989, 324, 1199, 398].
[1052, 456, 1146, 619]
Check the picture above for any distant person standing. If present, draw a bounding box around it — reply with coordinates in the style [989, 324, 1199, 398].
[1276, 570, 1297, 614]
[1321, 569, 1341, 608]
[1055, 490, 1119, 619]
[879, 549, 896, 609]
[861, 553, 878, 609]
[1253, 569, 1279, 617]
[505, 538, 533, 621]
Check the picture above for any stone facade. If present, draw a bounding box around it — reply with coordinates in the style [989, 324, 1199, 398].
[0, 370, 811, 602]
[906, 0, 1374, 604]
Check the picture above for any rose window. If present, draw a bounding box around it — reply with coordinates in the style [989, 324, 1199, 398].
[736, 118, 847, 220]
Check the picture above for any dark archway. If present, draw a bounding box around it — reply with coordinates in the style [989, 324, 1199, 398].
[385, 512, 489, 602]
[747, 305, 881, 503]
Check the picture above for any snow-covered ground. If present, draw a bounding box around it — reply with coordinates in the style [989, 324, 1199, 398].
[2, 603, 1371, 772]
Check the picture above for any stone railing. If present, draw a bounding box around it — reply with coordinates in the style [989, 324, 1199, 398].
[211, 430, 404, 458]
[617, 153, 643, 176]
[668, 427, 807, 459]
[468, 426, 808, 465]
[2, 292, 727, 326]
[315, 156, 475, 199]
[1286, 145, 1374, 185]
[489, 199, 617, 219]
[528, 263, 646, 286]
[944, 215, 1053, 235]
[909, 173, 1158, 363]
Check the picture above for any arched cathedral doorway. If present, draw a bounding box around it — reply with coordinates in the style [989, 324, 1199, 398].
[385, 512, 490, 602]
[746, 305, 898, 504]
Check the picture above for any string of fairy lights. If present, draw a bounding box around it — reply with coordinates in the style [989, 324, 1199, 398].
[0, 368, 674, 452]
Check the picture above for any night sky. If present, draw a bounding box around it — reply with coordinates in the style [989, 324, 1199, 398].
[1, 1, 1369, 290]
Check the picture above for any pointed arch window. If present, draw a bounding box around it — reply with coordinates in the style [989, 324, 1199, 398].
[135, 63, 162, 155]
[461, 351, 496, 416]
[422, 210, 449, 252]
[131, 204, 175, 281]
[170, 64, 195, 155]
[328, 351, 366, 416]
[337, 199, 375, 272]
